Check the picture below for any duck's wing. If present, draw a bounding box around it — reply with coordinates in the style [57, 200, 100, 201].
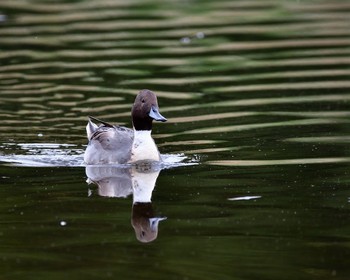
[87, 116, 133, 141]
[84, 117, 134, 164]
[86, 116, 114, 140]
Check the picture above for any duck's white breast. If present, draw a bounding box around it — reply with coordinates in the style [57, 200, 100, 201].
[129, 130, 161, 163]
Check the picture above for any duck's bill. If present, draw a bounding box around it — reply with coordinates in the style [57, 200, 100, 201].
[149, 217, 167, 232]
[149, 106, 167, 122]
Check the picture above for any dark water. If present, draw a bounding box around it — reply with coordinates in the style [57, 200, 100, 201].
[1, 0, 350, 279]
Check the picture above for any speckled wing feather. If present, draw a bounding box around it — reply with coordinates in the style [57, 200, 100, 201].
[84, 117, 134, 164]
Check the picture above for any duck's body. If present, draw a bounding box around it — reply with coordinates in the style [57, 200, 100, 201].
[84, 118, 134, 164]
[84, 90, 167, 165]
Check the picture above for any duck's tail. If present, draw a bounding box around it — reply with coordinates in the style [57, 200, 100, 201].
[86, 116, 114, 140]
[88, 116, 114, 128]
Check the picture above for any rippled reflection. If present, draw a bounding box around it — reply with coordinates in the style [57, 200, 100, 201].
[86, 163, 166, 243]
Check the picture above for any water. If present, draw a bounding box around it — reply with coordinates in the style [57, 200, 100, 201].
[1, 0, 350, 279]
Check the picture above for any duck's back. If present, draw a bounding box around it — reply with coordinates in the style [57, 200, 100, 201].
[84, 120, 134, 164]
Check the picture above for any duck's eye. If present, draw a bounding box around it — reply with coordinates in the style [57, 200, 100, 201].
[141, 99, 145, 103]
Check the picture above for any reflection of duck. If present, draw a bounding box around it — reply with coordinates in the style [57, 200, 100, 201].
[84, 89, 167, 165]
[86, 166, 132, 198]
[86, 164, 166, 243]
[132, 203, 166, 243]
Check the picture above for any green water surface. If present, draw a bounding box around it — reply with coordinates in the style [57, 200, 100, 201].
[1, 0, 350, 279]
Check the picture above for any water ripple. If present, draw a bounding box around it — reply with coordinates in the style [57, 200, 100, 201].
[207, 158, 350, 166]
[0, 0, 349, 171]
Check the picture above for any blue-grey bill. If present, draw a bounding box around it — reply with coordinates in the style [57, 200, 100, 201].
[149, 105, 167, 122]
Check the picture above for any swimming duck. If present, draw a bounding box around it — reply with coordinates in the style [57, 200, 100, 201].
[84, 89, 167, 164]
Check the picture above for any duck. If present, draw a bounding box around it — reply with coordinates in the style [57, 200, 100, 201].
[84, 89, 167, 164]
